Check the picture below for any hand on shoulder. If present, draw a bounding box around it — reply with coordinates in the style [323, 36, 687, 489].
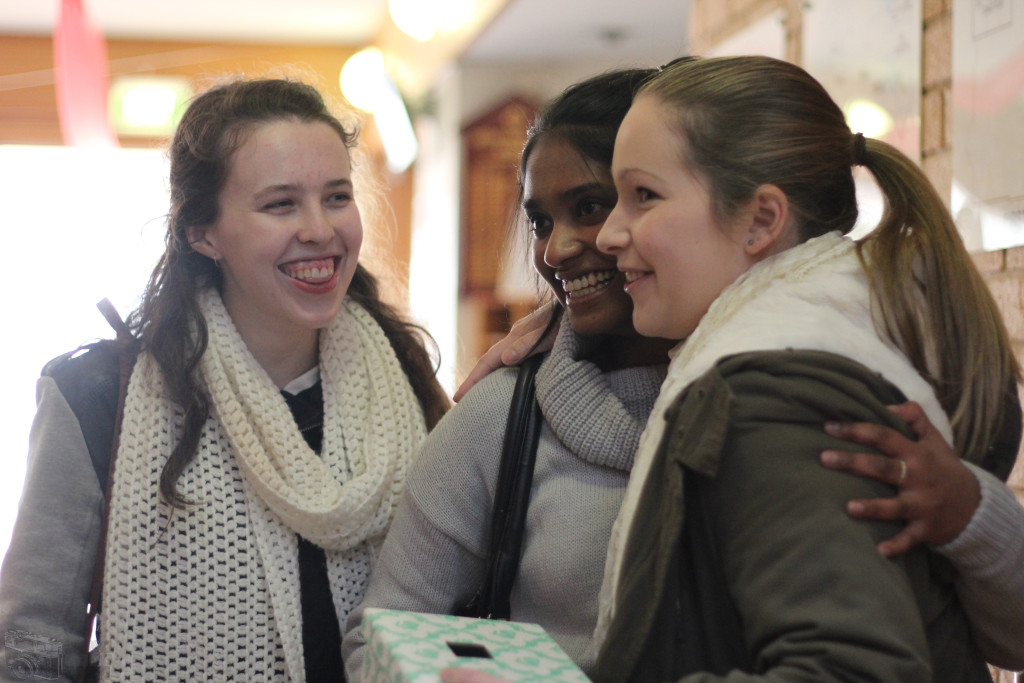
[820, 401, 981, 557]
[453, 304, 560, 402]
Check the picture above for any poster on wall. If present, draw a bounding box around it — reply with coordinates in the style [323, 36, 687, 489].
[804, 0, 922, 238]
[953, 0, 1024, 251]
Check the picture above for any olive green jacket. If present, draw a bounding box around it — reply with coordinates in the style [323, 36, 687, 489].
[593, 350, 990, 683]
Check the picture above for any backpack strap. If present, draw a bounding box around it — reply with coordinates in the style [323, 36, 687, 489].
[76, 299, 137, 683]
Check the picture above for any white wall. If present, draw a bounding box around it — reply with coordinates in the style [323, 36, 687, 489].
[0, 145, 168, 576]
[408, 66, 464, 393]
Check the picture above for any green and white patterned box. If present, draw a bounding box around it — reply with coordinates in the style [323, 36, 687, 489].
[362, 608, 590, 683]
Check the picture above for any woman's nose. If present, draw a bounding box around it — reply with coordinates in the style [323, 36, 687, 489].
[299, 206, 334, 243]
[597, 205, 627, 254]
[543, 222, 582, 267]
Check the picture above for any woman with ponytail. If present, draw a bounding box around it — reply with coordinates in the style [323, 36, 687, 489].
[585, 55, 1022, 681]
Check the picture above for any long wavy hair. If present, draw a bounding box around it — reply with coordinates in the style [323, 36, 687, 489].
[129, 78, 449, 507]
[644, 55, 1020, 462]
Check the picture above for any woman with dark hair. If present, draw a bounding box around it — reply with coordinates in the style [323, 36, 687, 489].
[344, 65, 1024, 683]
[342, 67, 673, 681]
[0, 77, 448, 683]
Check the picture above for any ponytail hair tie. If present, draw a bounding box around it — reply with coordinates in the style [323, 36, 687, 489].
[853, 132, 868, 166]
[659, 56, 697, 72]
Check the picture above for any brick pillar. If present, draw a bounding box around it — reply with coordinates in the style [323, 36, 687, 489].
[973, 248, 1024, 497]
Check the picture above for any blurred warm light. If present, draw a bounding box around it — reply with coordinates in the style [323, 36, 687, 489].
[389, 0, 436, 40]
[389, 0, 475, 41]
[340, 48, 418, 173]
[110, 76, 191, 136]
[438, 0, 475, 32]
[844, 98, 894, 139]
[340, 48, 389, 111]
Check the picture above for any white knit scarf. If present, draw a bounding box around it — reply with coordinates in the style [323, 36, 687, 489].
[589, 231, 952, 655]
[100, 290, 427, 682]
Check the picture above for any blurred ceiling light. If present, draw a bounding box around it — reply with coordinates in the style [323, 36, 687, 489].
[389, 0, 436, 40]
[438, 0, 475, 31]
[110, 76, 191, 136]
[844, 98, 894, 139]
[389, 0, 475, 41]
[340, 48, 388, 111]
[340, 48, 418, 173]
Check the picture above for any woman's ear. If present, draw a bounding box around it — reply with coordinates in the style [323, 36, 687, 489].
[187, 224, 222, 261]
[742, 184, 790, 257]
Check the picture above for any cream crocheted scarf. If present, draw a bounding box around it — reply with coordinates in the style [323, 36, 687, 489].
[99, 289, 427, 682]
[589, 232, 951, 656]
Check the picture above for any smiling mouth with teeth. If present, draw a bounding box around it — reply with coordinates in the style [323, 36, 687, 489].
[561, 269, 617, 301]
[281, 257, 336, 284]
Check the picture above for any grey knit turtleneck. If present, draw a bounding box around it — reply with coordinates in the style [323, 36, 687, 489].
[342, 324, 666, 680]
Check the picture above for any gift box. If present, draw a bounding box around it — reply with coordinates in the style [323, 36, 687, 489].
[362, 608, 590, 683]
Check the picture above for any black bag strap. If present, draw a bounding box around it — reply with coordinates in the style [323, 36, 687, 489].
[460, 353, 544, 620]
[77, 299, 136, 683]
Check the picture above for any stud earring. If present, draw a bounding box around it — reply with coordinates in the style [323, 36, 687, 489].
[747, 238, 755, 246]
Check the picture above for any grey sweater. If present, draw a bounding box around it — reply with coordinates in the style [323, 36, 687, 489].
[341, 325, 1024, 680]
[4, 331, 1024, 682]
[341, 327, 668, 679]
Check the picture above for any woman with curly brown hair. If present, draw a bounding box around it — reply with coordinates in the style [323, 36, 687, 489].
[0, 78, 448, 683]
